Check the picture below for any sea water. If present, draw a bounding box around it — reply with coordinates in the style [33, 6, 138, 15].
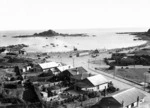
[0, 28, 148, 52]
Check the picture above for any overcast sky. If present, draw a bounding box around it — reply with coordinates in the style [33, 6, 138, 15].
[0, 0, 150, 30]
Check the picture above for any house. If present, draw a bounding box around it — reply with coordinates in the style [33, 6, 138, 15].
[60, 66, 88, 83]
[62, 66, 87, 77]
[19, 49, 27, 55]
[75, 74, 109, 91]
[21, 66, 32, 73]
[70, 73, 91, 82]
[51, 65, 74, 75]
[34, 62, 62, 72]
[95, 88, 145, 108]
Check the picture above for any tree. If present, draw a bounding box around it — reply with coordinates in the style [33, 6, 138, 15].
[14, 66, 21, 76]
[108, 65, 115, 70]
[83, 94, 89, 101]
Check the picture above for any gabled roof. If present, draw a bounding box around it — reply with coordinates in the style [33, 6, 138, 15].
[76, 74, 108, 88]
[110, 88, 145, 106]
[71, 73, 90, 81]
[39, 62, 61, 70]
[75, 82, 92, 88]
[65, 66, 87, 76]
[85, 74, 108, 86]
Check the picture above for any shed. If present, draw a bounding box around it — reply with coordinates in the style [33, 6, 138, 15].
[97, 88, 145, 108]
[76, 52, 89, 57]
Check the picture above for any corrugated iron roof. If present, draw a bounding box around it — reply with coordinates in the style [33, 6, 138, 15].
[76, 74, 108, 88]
[67, 66, 87, 76]
[86, 74, 108, 86]
[39, 62, 61, 69]
[71, 73, 90, 80]
[75, 82, 92, 88]
[57, 65, 73, 72]
[111, 88, 145, 106]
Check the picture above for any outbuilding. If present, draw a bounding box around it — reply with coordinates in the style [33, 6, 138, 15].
[95, 87, 145, 108]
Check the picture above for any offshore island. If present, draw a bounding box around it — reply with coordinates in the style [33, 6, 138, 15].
[0, 28, 150, 108]
[13, 29, 89, 38]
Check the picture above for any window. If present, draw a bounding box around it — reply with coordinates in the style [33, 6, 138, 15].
[97, 85, 99, 89]
[131, 103, 134, 107]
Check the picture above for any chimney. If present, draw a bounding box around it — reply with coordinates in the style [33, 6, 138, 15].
[137, 96, 139, 107]
[76, 68, 79, 75]
[89, 73, 91, 77]
[81, 73, 83, 79]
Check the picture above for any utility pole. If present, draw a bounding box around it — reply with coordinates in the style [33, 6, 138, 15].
[73, 57, 75, 67]
[114, 67, 116, 79]
[88, 59, 89, 69]
[144, 72, 146, 91]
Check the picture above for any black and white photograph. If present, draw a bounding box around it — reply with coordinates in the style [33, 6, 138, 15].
[0, 0, 150, 108]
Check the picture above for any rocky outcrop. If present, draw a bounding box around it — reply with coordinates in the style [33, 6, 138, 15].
[34, 29, 59, 36]
[34, 29, 88, 37]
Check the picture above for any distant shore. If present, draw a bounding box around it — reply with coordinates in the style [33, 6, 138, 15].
[117, 31, 150, 41]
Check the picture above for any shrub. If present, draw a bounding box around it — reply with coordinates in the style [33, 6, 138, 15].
[107, 86, 118, 93]
[108, 65, 115, 70]
[83, 95, 89, 101]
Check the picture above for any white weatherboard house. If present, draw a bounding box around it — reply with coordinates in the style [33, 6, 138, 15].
[34, 62, 62, 72]
[21, 66, 32, 73]
[97, 88, 145, 108]
[76, 74, 109, 91]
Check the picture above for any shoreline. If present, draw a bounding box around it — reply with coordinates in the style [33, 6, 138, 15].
[117, 31, 150, 41]
[23, 31, 150, 54]
[26, 42, 149, 54]
[1, 31, 150, 55]
[12, 34, 89, 38]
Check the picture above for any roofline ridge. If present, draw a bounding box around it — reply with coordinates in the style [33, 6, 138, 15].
[112, 87, 136, 97]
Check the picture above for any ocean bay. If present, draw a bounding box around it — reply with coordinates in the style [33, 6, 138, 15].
[0, 28, 147, 52]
